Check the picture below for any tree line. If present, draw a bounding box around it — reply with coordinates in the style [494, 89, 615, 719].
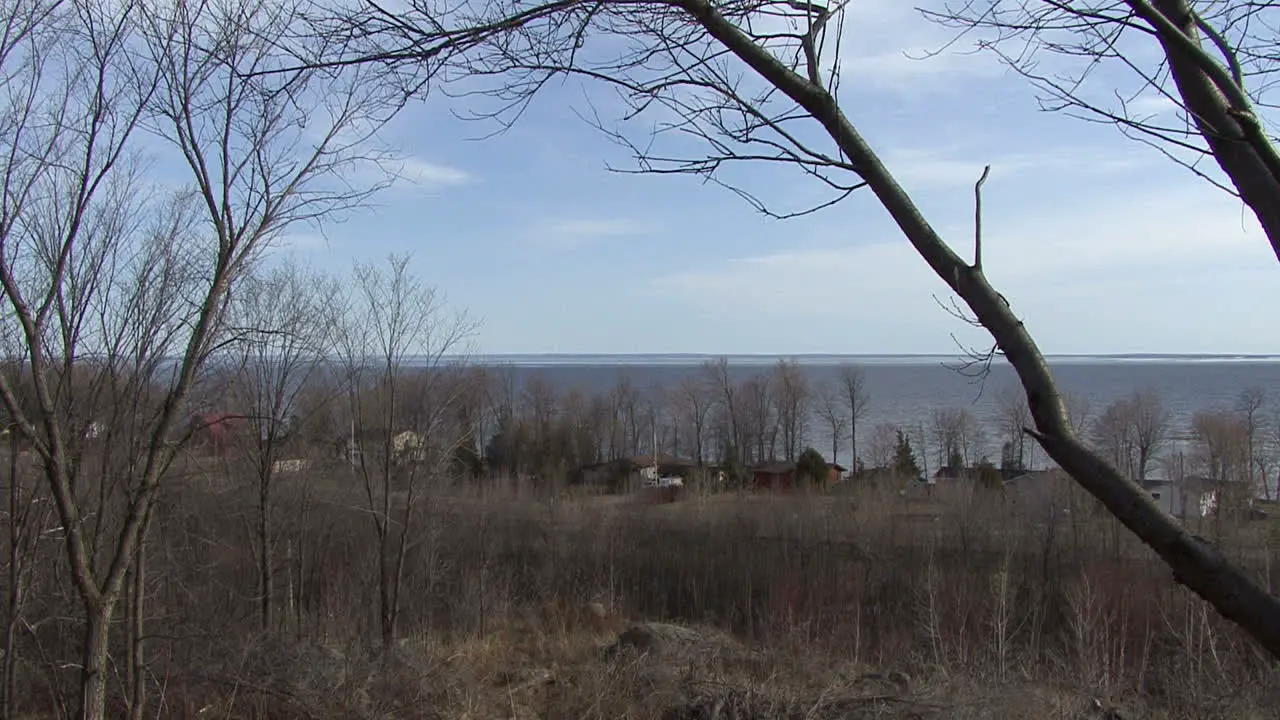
[7, 0, 1280, 716]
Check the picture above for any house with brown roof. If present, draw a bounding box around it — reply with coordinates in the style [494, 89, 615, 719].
[752, 460, 847, 492]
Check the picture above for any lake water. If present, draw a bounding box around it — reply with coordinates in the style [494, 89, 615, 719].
[472, 354, 1280, 473]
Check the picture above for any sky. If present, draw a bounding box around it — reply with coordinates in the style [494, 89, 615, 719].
[263, 1, 1280, 356]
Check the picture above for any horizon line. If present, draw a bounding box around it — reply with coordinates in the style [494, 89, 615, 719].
[466, 352, 1280, 359]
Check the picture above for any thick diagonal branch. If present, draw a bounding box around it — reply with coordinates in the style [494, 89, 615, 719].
[681, 0, 1280, 657]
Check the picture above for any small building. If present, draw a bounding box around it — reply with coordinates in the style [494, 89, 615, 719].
[1144, 476, 1218, 519]
[578, 455, 703, 493]
[752, 460, 846, 492]
[1004, 469, 1074, 518]
[187, 413, 243, 454]
[341, 428, 429, 466]
[935, 465, 1021, 483]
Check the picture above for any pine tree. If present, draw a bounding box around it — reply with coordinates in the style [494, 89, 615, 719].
[893, 430, 922, 482]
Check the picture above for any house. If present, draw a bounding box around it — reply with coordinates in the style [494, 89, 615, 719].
[341, 428, 429, 466]
[935, 465, 1021, 483]
[752, 461, 847, 492]
[186, 413, 243, 454]
[1004, 469, 1074, 518]
[271, 458, 311, 474]
[1144, 476, 1218, 519]
[577, 455, 708, 493]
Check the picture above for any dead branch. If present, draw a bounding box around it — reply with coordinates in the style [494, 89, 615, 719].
[922, 0, 1280, 261]
[972, 164, 990, 271]
[304, 0, 1280, 659]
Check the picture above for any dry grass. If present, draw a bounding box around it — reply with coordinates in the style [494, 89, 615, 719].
[8, 469, 1280, 718]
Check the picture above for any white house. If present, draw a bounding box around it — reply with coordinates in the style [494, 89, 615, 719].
[1143, 477, 1218, 519]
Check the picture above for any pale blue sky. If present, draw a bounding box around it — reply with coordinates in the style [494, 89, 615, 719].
[266, 2, 1280, 355]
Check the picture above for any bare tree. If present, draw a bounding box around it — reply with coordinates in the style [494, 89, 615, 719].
[673, 374, 712, 464]
[316, 0, 1280, 656]
[227, 264, 339, 633]
[521, 370, 559, 478]
[335, 253, 475, 649]
[1, 422, 52, 719]
[1092, 389, 1169, 484]
[771, 359, 809, 462]
[1092, 398, 1138, 481]
[839, 365, 871, 468]
[1192, 409, 1249, 484]
[0, 0, 401, 712]
[610, 372, 641, 459]
[1192, 408, 1252, 517]
[739, 371, 774, 464]
[931, 407, 984, 471]
[704, 357, 741, 463]
[866, 422, 900, 472]
[925, 1, 1280, 260]
[1131, 389, 1171, 484]
[1236, 387, 1267, 498]
[1064, 391, 1094, 438]
[446, 364, 496, 475]
[814, 380, 848, 467]
[996, 383, 1031, 473]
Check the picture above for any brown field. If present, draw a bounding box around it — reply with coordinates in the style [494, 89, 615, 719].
[11, 467, 1280, 719]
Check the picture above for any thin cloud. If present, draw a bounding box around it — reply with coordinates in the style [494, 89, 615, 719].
[1126, 94, 1180, 117]
[841, 46, 1004, 89]
[649, 180, 1271, 351]
[540, 218, 653, 248]
[391, 157, 474, 189]
[885, 147, 1152, 190]
[275, 232, 329, 251]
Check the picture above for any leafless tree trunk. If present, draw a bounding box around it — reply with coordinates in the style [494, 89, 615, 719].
[1193, 409, 1251, 518]
[814, 381, 848, 468]
[228, 265, 339, 633]
[740, 372, 773, 464]
[1131, 389, 1171, 484]
[336, 253, 475, 648]
[674, 375, 711, 464]
[866, 423, 899, 472]
[1237, 387, 1266, 498]
[996, 383, 1031, 473]
[0, 0, 402, 713]
[317, 0, 1280, 658]
[838, 365, 870, 468]
[1091, 390, 1169, 484]
[522, 371, 560, 483]
[1093, 397, 1137, 481]
[924, 0, 1280, 261]
[124, 508, 153, 720]
[611, 373, 640, 459]
[2, 423, 49, 720]
[704, 357, 741, 462]
[931, 407, 983, 471]
[771, 359, 808, 462]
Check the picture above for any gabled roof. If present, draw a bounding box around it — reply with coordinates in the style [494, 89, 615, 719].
[753, 461, 796, 474]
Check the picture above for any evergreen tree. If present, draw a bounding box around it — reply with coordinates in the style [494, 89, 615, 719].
[796, 447, 829, 487]
[893, 430, 923, 482]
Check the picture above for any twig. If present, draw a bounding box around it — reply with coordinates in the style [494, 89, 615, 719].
[973, 164, 991, 271]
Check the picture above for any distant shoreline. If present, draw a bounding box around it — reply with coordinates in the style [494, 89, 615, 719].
[461, 352, 1280, 367]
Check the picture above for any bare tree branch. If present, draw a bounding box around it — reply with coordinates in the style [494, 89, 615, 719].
[306, 0, 1280, 658]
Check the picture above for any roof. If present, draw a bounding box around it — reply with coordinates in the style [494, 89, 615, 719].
[1006, 469, 1069, 485]
[754, 460, 846, 474]
[1143, 475, 1218, 492]
[754, 462, 796, 474]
